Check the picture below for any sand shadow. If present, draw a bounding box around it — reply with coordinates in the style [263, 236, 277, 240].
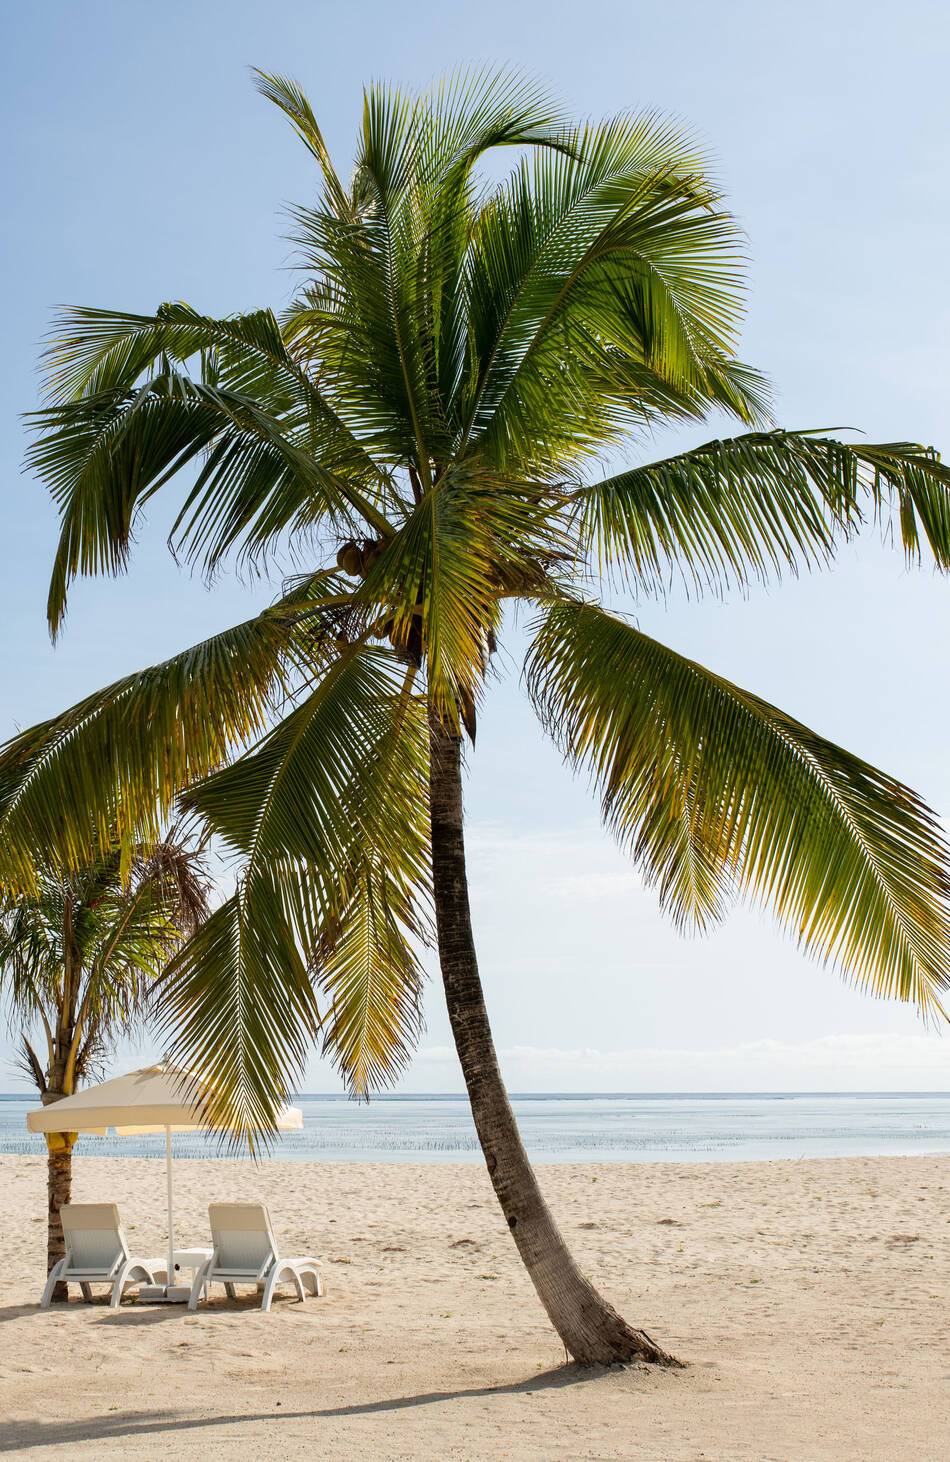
[0, 1366, 600, 1451]
[0, 1299, 183, 1324]
[0, 1304, 41, 1326]
[98, 1293, 304, 1323]
[0, 1291, 314, 1328]
[96, 1305, 195, 1326]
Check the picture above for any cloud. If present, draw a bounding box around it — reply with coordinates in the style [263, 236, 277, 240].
[465, 822, 663, 907]
[411, 1032, 950, 1091]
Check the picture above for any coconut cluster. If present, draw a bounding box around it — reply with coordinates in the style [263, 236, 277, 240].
[335, 537, 421, 659]
[336, 539, 384, 578]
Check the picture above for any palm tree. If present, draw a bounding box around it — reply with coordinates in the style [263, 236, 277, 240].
[2, 69, 949, 1363]
[0, 838, 208, 1293]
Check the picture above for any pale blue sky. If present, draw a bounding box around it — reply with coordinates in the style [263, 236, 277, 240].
[3, 0, 950, 1090]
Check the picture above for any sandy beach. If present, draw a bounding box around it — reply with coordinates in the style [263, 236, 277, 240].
[0, 1152, 947, 1460]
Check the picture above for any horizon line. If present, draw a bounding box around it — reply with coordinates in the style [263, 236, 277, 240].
[3, 1088, 950, 1101]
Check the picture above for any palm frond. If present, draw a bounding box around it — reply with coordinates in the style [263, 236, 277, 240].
[182, 645, 425, 876]
[31, 303, 395, 628]
[284, 69, 575, 474]
[526, 600, 950, 1014]
[254, 70, 355, 218]
[158, 873, 321, 1142]
[314, 662, 430, 1094]
[318, 858, 426, 1096]
[0, 575, 343, 888]
[40, 302, 378, 472]
[460, 115, 764, 472]
[578, 431, 950, 595]
[158, 644, 431, 1127]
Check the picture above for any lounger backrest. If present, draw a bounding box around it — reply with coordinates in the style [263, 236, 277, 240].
[208, 1203, 279, 1271]
[60, 1203, 127, 1271]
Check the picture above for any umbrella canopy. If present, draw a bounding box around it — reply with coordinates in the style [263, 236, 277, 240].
[27, 1064, 303, 1300]
[26, 1064, 303, 1137]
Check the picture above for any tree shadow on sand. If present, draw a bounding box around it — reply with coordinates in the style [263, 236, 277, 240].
[1, 1366, 619, 1450]
[0, 1291, 275, 1326]
[0, 1300, 195, 1326]
[0, 1303, 39, 1326]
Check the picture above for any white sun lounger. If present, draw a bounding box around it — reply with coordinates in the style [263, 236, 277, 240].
[41, 1203, 158, 1309]
[187, 1202, 324, 1312]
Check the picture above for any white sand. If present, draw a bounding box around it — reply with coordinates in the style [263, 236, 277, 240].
[0, 1152, 947, 1460]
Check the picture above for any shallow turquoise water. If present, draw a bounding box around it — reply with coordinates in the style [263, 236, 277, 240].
[3, 1092, 950, 1164]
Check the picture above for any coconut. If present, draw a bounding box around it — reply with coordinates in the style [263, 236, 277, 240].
[336, 541, 363, 576]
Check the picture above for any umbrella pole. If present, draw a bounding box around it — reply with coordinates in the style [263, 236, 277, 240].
[165, 1125, 175, 1292]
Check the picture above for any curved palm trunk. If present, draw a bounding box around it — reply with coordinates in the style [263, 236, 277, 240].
[428, 712, 678, 1367]
[44, 1131, 74, 1301]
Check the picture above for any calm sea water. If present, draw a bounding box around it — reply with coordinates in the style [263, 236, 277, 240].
[2, 1092, 950, 1164]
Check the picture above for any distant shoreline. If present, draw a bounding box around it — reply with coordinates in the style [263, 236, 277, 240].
[4, 1091, 950, 1164]
[4, 1149, 950, 1165]
[3, 1089, 950, 1101]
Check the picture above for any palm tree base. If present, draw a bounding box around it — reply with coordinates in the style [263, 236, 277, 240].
[556, 1302, 681, 1368]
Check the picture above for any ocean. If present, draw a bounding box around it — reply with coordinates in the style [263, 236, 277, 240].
[2, 1091, 950, 1164]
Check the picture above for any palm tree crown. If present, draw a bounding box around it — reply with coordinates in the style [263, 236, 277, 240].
[2, 67, 949, 1140]
[0, 838, 208, 1099]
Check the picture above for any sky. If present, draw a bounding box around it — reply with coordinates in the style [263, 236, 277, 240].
[2, 0, 950, 1092]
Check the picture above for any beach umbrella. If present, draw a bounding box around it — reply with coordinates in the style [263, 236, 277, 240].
[26, 1064, 303, 1298]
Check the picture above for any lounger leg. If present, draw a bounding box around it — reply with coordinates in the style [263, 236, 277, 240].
[295, 1265, 323, 1299]
[260, 1269, 280, 1312]
[187, 1260, 212, 1312]
[41, 1260, 67, 1309]
[110, 1263, 130, 1309]
[80, 1283, 93, 1303]
[224, 1282, 237, 1301]
[115, 1262, 154, 1308]
[304, 1269, 324, 1298]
